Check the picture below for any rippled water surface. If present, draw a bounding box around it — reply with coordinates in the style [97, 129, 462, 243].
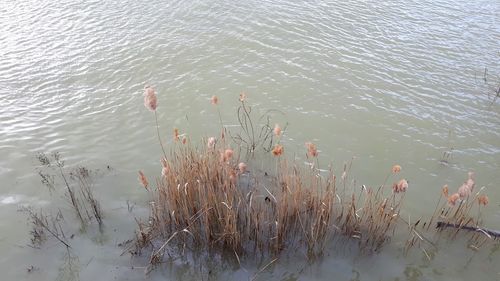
[1, 0, 499, 280]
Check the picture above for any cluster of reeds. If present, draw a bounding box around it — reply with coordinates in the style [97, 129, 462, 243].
[133, 88, 412, 268]
[423, 172, 496, 248]
[22, 153, 105, 281]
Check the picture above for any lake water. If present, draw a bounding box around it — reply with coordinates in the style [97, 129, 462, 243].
[1, 0, 499, 280]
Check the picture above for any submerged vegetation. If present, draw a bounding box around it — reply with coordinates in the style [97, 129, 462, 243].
[126, 87, 497, 273]
[23, 153, 108, 280]
[36, 152, 104, 228]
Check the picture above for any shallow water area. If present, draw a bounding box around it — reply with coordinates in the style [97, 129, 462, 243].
[1, 0, 499, 280]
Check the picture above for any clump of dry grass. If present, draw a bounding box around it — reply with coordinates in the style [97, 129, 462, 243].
[132, 140, 407, 265]
[131, 92, 411, 268]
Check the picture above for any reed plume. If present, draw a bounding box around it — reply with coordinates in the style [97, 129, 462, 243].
[273, 124, 282, 136]
[138, 170, 149, 190]
[305, 142, 318, 158]
[392, 179, 408, 193]
[458, 183, 471, 199]
[224, 148, 234, 161]
[161, 158, 170, 177]
[478, 195, 489, 206]
[210, 95, 224, 133]
[392, 165, 401, 173]
[210, 95, 219, 105]
[143, 86, 167, 159]
[173, 128, 179, 141]
[207, 137, 216, 149]
[238, 162, 247, 174]
[442, 184, 449, 197]
[239, 92, 246, 102]
[143, 86, 157, 111]
[272, 144, 284, 156]
[447, 193, 459, 206]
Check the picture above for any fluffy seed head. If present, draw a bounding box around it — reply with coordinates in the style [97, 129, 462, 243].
[305, 142, 318, 157]
[392, 165, 402, 173]
[239, 92, 246, 102]
[238, 162, 247, 174]
[272, 144, 284, 156]
[442, 184, 449, 197]
[207, 137, 216, 149]
[224, 149, 234, 160]
[160, 158, 170, 177]
[448, 193, 460, 206]
[138, 170, 149, 190]
[273, 124, 282, 136]
[173, 128, 179, 141]
[210, 95, 218, 105]
[392, 179, 408, 193]
[458, 183, 471, 199]
[478, 194, 489, 206]
[143, 86, 157, 111]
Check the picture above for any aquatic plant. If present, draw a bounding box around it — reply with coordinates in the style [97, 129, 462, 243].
[130, 92, 422, 271]
[129, 88, 497, 274]
[24, 207, 70, 249]
[36, 153, 104, 228]
[413, 172, 498, 257]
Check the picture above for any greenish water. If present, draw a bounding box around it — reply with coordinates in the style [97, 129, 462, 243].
[0, 0, 499, 280]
